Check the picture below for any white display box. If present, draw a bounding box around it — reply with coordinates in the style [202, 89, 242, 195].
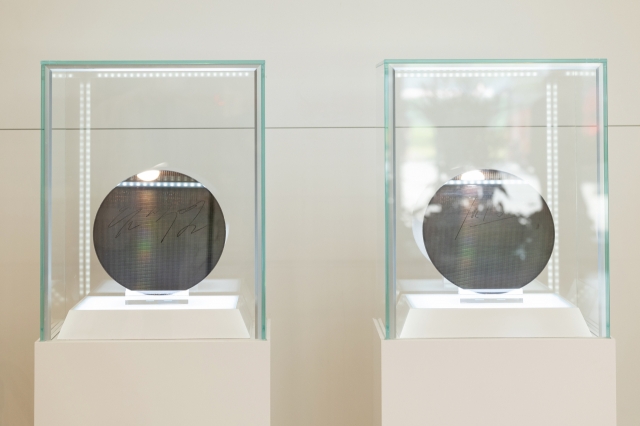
[41, 61, 267, 342]
[377, 60, 610, 339]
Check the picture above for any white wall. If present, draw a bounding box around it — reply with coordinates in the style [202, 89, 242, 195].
[1, 0, 639, 424]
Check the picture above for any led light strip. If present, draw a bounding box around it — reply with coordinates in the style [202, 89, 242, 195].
[52, 72, 251, 78]
[445, 179, 525, 185]
[117, 182, 204, 188]
[396, 71, 596, 78]
[78, 83, 91, 296]
[565, 71, 597, 76]
[397, 72, 538, 78]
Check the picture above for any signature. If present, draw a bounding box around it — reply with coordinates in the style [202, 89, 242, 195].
[107, 200, 209, 243]
[454, 197, 525, 240]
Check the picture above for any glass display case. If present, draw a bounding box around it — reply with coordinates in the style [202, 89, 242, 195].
[41, 61, 265, 340]
[377, 59, 608, 339]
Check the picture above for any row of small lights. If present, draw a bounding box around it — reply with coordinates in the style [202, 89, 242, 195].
[547, 83, 560, 291]
[53, 70, 594, 79]
[446, 179, 525, 185]
[397, 72, 538, 78]
[52, 72, 250, 78]
[118, 181, 204, 187]
[566, 71, 596, 76]
[78, 82, 91, 296]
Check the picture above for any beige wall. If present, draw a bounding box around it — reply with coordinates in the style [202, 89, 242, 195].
[1, 0, 639, 425]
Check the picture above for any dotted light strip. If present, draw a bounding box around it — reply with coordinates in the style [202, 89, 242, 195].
[445, 179, 525, 185]
[78, 83, 91, 296]
[52, 72, 251, 78]
[396, 72, 538, 78]
[565, 71, 597, 76]
[397, 71, 596, 78]
[117, 182, 204, 188]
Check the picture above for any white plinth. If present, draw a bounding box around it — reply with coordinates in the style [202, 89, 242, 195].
[398, 293, 592, 338]
[373, 319, 616, 426]
[57, 294, 251, 340]
[35, 331, 270, 426]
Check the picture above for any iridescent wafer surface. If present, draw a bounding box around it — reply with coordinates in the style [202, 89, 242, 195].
[93, 171, 226, 293]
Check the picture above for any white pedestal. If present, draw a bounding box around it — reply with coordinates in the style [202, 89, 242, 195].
[373, 319, 616, 426]
[57, 294, 251, 340]
[35, 332, 270, 426]
[398, 293, 592, 338]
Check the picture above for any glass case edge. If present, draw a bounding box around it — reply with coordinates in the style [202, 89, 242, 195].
[256, 63, 266, 340]
[383, 62, 389, 338]
[380, 59, 607, 65]
[40, 60, 266, 66]
[602, 61, 610, 338]
[384, 63, 397, 339]
[40, 64, 51, 341]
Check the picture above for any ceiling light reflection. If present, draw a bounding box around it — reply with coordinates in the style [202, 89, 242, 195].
[136, 170, 161, 181]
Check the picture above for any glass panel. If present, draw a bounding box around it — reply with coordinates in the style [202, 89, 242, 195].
[375, 63, 387, 336]
[42, 62, 265, 340]
[379, 60, 608, 339]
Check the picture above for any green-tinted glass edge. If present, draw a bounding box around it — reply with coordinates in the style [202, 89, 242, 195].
[41, 60, 265, 66]
[260, 63, 266, 340]
[379, 59, 607, 66]
[603, 61, 610, 338]
[383, 63, 398, 339]
[383, 62, 390, 339]
[39, 64, 46, 341]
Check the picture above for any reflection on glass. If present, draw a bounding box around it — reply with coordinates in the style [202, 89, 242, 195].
[422, 169, 554, 291]
[381, 61, 607, 338]
[137, 170, 161, 181]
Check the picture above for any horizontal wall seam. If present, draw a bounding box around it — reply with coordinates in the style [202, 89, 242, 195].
[1, 124, 640, 130]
